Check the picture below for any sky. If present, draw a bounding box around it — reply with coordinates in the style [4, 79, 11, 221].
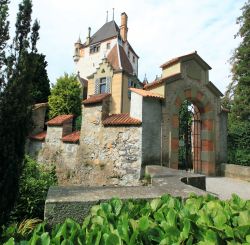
[8, 0, 245, 94]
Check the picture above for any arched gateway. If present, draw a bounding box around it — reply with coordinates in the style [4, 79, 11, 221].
[144, 51, 228, 176]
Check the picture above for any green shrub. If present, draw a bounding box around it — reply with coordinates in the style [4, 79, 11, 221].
[228, 120, 250, 166]
[3, 194, 250, 244]
[9, 155, 57, 223]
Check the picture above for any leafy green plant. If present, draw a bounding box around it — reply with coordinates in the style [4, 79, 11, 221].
[2, 194, 250, 244]
[9, 155, 57, 222]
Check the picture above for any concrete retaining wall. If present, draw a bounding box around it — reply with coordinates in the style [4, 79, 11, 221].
[45, 166, 207, 226]
[221, 163, 250, 181]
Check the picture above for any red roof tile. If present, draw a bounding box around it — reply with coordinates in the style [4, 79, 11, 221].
[83, 93, 111, 105]
[160, 51, 211, 70]
[29, 131, 47, 141]
[144, 73, 181, 90]
[46, 115, 74, 126]
[129, 88, 164, 99]
[61, 131, 80, 143]
[103, 113, 141, 126]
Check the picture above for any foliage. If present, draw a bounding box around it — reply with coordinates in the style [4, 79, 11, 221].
[3, 194, 250, 244]
[178, 100, 192, 169]
[0, 0, 50, 226]
[228, 118, 250, 165]
[0, 0, 10, 86]
[1, 218, 42, 243]
[28, 52, 50, 103]
[48, 73, 81, 119]
[0, 52, 34, 226]
[225, 0, 250, 165]
[230, 0, 250, 121]
[9, 155, 57, 222]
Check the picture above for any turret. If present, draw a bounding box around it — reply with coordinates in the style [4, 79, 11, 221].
[73, 37, 82, 63]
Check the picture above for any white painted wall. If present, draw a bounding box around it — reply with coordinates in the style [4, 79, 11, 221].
[130, 92, 143, 120]
[75, 38, 118, 79]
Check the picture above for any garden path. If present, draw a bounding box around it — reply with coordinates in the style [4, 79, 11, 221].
[206, 177, 250, 200]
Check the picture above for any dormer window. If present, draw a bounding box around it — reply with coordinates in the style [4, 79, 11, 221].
[128, 51, 130, 58]
[133, 56, 135, 63]
[106, 43, 110, 49]
[90, 44, 100, 54]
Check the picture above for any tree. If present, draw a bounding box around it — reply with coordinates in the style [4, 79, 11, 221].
[0, 0, 10, 88]
[48, 74, 81, 119]
[226, 0, 250, 165]
[230, 0, 250, 121]
[29, 53, 50, 103]
[0, 0, 50, 225]
[0, 52, 33, 225]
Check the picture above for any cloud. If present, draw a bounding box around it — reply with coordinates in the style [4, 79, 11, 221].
[8, 0, 244, 93]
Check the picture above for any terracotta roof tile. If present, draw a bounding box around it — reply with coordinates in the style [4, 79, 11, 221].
[61, 131, 80, 143]
[29, 131, 47, 141]
[46, 115, 74, 126]
[83, 93, 111, 105]
[144, 73, 181, 90]
[160, 51, 211, 70]
[160, 51, 197, 68]
[129, 88, 164, 99]
[103, 113, 141, 126]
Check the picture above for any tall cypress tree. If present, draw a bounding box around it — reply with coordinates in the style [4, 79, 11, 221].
[0, 0, 10, 88]
[0, 0, 34, 225]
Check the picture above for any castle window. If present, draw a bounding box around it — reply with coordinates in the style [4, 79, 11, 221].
[90, 44, 100, 54]
[106, 43, 110, 49]
[95, 77, 111, 94]
[128, 51, 130, 58]
[133, 56, 135, 63]
[99, 77, 107, 94]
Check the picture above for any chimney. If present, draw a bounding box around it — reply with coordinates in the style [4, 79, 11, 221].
[120, 12, 128, 42]
[86, 27, 91, 45]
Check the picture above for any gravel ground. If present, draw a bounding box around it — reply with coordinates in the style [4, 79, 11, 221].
[206, 177, 250, 200]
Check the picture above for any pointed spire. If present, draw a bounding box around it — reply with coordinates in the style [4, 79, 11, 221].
[112, 8, 114, 21]
[106, 10, 108, 23]
[143, 74, 148, 84]
[76, 35, 81, 44]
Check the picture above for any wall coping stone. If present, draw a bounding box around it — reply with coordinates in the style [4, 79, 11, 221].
[45, 166, 207, 226]
[221, 163, 250, 181]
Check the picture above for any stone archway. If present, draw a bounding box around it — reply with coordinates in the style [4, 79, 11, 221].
[167, 87, 216, 175]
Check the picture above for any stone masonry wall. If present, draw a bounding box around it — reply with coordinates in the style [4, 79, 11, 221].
[77, 102, 142, 186]
[29, 98, 143, 186]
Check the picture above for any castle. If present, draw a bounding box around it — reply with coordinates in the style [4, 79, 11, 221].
[28, 12, 228, 186]
[73, 12, 142, 114]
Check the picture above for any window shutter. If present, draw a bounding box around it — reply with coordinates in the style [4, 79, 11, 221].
[106, 77, 111, 93]
[95, 78, 100, 94]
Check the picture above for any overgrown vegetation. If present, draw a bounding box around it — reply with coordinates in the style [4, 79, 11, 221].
[224, 0, 250, 166]
[2, 194, 250, 244]
[9, 155, 57, 223]
[48, 73, 81, 119]
[0, 0, 51, 226]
